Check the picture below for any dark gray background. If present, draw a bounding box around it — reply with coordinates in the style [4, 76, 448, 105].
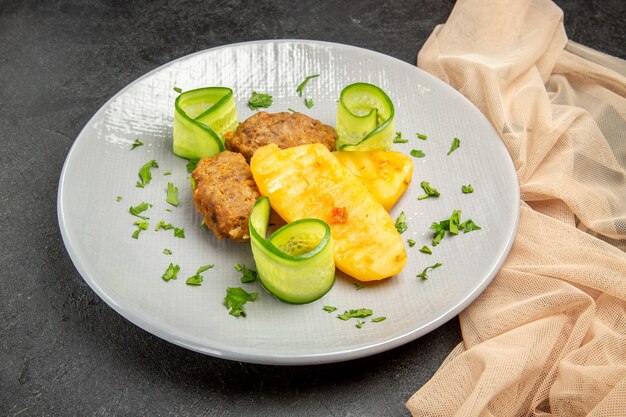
[1, 1, 624, 416]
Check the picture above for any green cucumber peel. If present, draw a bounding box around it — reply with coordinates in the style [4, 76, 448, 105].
[173, 87, 238, 159]
[248, 197, 335, 304]
[335, 82, 395, 151]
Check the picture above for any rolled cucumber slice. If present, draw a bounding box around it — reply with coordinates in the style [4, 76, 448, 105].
[173, 87, 238, 159]
[335, 82, 395, 151]
[249, 197, 335, 304]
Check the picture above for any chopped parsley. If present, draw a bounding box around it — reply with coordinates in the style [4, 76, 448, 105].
[449, 210, 462, 235]
[395, 211, 408, 234]
[129, 202, 152, 220]
[163, 172, 172, 176]
[296, 74, 319, 97]
[165, 208, 172, 212]
[248, 91, 273, 110]
[416, 262, 442, 280]
[162, 263, 180, 282]
[430, 221, 449, 247]
[136, 160, 159, 188]
[116, 196, 122, 202]
[419, 245, 432, 255]
[186, 264, 214, 286]
[393, 132, 409, 143]
[356, 320, 364, 329]
[410, 149, 425, 158]
[337, 309, 373, 321]
[189, 177, 197, 191]
[186, 158, 200, 173]
[418, 181, 440, 200]
[447, 137, 460, 155]
[174, 227, 185, 238]
[287, 108, 296, 113]
[235, 263, 258, 283]
[163, 249, 172, 255]
[354, 283, 365, 290]
[462, 184, 474, 193]
[225, 287, 258, 317]
[416, 132, 428, 140]
[323, 306, 337, 313]
[173, 86, 182, 93]
[407, 239, 416, 247]
[460, 219, 481, 233]
[166, 182, 179, 207]
[154, 220, 174, 231]
[132, 220, 149, 239]
[304, 98, 314, 109]
[371, 317, 386, 323]
[130, 138, 144, 150]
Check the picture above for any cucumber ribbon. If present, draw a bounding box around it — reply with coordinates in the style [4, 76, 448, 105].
[335, 82, 395, 151]
[249, 197, 335, 304]
[173, 87, 238, 159]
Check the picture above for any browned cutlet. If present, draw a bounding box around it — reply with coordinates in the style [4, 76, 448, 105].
[225, 111, 336, 161]
[192, 151, 261, 241]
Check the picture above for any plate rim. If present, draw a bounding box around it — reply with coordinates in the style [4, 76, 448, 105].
[57, 39, 520, 365]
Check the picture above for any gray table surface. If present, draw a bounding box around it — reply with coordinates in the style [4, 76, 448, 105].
[1, 1, 624, 416]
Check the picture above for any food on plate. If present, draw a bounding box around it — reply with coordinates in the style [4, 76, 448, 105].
[250, 143, 407, 281]
[224, 111, 336, 162]
[173, 87, 238, 160]
[335, 83, 395, 151]
[248, 197, 335, 304]
[191, 151, 260, 241]
[333, 151, 413, 211]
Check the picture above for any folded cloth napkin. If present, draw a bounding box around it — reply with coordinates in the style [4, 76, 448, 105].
[406, 1, 626, 416]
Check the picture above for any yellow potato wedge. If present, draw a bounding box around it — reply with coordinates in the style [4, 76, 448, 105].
[333, 150, 413, 211]
[250, 143, 406, 281]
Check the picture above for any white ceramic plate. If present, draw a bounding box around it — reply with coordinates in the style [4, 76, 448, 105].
[58, 40, 519, 365]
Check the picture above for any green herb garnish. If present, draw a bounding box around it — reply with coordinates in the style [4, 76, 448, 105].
[410, 149, 425, 158]
[296, 74, 320, 96]
[163, 172, 172, 176]
[393, 132, 409, 143]
[162, 263, 180, 282]
[416, 132, 427, 140]
[163, 249, 172, 255]
[395, 211, 408, 234]
[462, 184, 474, 193]
[129, 202, 152, 220]
[132, 220, 149, 239]
[416, 262, 442, 280]
[407, 239, 416, 247]
[354, 283, 365, 290]
[419, 246, 432, 255]
[337, 309, 373, 321]
[116, 196, 122, 202]
[130, 138, 143, 150]
[304, 98, 314, 109]
[371, 317, 386, 323]
[166, 182, 179, 207]
[225, 287, 258, 317]
[248, 91, 273, 110]
[186, 264, 214, 286]
[154, 220, 174, 231]
[323, 306, 337, 313]
[136, 160, 159, 188]
[447, 137, 460, 155]
[234, 263, 258, 283]
[287, 108, 296, 113]
[174, 227, 185, 238]
[430, 221, 448, 247]
[449, 210, 461, 235]
[173, 86, 182, 93]
[356, 320, 364, 329]
[460, 219, 481, 233]
[186, 158, 200, 173]
[417, 181, 440, 200]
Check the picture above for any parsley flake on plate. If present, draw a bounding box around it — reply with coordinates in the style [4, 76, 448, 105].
[449, 210, 462, 235]
[395, 211, 408, 234]
[186, 264, 214, 286]
[136, 160, 159, 188]
[162, 263, 180, 282]
[248, 91, 273, 110]
[416, 132, 428, 140]
[225, 287, 258, 317]
[186, 158, 200, 173]
[116, 196, 122, 202]
[296, 74, 319, 97]
[154, 220, 174, 231]
[407, 239, 416, 247]
[132, 220, 149, 239]
[174, 227, 185, 238]
[371, 316, 386, 323]
[166, 182, 179, 207]
[354, 283, 365, 290]
[418, 181, 440, 200]
[234, 263, 258, 283]
[462, 184, 474, 193]
[393, 132, 408, 143]
[173, 86, 182, 93]
[356, 320, 364, 329]
[304, 98, 314, 109]
[337, 309, 373, 321]
[460, 219, 481, 233]
[129, 202, 152, 220]
[416, 262, 442, 280]
[323, 306, 337, 313]
[163, 249, 172, 255]
[419, 245, 432, 255]
[410, 149, 425, 158]
[447, 137, 460, 155]
[130, 138, 143, 150]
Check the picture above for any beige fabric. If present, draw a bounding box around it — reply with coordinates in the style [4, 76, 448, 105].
[406, 1, 626, 416]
